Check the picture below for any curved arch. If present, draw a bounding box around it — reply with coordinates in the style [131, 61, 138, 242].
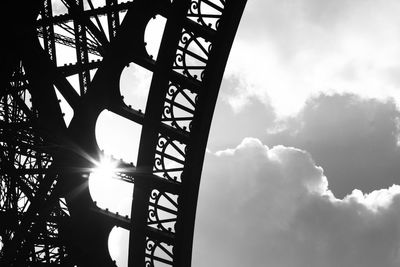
[0, 1, 247, 266]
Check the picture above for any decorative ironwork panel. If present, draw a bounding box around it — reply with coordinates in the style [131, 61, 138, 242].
[148, 189, 178, 233]
[154, 135, 186, 183]
[145, 238, 174, 267]
[173, 29, 212, 81]
[187, 0, 225, 30]
[161, 81, 198, 133]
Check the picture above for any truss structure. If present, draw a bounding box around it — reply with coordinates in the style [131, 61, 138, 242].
[0, 0, 246, 266]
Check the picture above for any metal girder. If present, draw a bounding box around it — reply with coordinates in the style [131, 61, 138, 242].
[0, 0, 247, 266]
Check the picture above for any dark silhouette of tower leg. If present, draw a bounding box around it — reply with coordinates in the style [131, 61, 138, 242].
[0, 0, 247, 266]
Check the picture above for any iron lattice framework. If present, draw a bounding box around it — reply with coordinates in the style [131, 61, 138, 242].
[0, 0, 246, 266]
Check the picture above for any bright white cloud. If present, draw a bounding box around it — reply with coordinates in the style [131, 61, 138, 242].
[226, 0, 400, 117]
[264, 94, 400, 198]
[193, 138, 400, 267]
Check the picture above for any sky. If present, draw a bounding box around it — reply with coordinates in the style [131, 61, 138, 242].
[191, 1, 400, 266]
[52, 0, 400, 266]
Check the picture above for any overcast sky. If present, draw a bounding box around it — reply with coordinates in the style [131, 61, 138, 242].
[86, 0, 400, 266]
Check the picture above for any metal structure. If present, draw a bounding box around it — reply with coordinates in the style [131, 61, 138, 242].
[0, 0, 246, 266]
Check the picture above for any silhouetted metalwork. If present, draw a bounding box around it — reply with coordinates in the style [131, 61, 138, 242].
[0, 0, 246, 266]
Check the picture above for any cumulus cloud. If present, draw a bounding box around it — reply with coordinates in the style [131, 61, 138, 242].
[227, 0, 400, 117]
[193, 138, 400, 267]
[208, 78, 276, 151]
[265, 93, 400, 197]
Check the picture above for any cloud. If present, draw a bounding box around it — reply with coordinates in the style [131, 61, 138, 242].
[227, 0, 400, 117]
[193, 138, 400, 267]
[207, 77, 276, 151]
[264, 93, 400, 197]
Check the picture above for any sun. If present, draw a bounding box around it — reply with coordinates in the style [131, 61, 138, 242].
[88, 155, 133, 219]
[92, 155, 118, 181]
